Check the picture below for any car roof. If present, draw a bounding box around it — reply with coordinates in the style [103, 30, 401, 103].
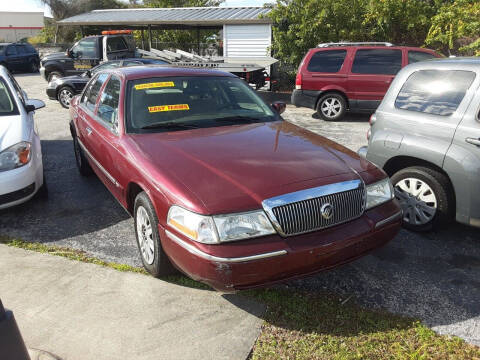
[310, 45, 437, 52]
[404, 57, 480, 71]
[109, 65, 236, 80]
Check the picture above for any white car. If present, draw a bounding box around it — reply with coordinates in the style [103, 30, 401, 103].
[0, 65, 46, 209]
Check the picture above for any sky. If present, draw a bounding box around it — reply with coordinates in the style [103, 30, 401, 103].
[0, 0, 267, 16]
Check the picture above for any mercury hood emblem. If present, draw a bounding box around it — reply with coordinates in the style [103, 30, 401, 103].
[321, 203, 334, 220]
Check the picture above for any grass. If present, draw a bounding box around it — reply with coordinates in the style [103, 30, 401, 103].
[2, 237, 479, 360]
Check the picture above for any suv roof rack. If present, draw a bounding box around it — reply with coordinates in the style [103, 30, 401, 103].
[317, 42, 394, 48]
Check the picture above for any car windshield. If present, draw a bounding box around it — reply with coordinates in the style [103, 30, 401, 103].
[126, 76, 278, 133]
[0, 78, 17, 116]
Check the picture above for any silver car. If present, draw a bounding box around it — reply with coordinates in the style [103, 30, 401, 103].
[359, 58, 480, 231]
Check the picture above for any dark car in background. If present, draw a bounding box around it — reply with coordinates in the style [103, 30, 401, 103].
[292, 42, 442, 121]
[46, 57, 169, 108]
[0, 43, 40, 73]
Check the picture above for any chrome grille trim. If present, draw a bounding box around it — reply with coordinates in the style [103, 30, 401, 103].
[262, 180, 366, 237]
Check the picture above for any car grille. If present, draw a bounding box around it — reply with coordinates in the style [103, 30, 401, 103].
[268, 185, 366, 236]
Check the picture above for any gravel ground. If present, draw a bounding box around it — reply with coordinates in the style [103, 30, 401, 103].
[1, 73, 479, 346]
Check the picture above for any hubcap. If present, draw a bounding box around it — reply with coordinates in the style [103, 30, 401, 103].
[321, 97, 341, 118]
[395, 178, 437, 226]
[136, 206, 155, 265]
[59, 89, 73, 107]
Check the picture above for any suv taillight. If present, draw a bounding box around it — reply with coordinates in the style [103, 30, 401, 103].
[295, 73, 302, 90]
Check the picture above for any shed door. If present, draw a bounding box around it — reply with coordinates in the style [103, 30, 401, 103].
[223, 24, 271, 58]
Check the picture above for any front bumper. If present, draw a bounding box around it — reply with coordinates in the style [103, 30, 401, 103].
[358, 146, 368, 159]
[161, 200, 402, 292]
[46, 86, 57, 100]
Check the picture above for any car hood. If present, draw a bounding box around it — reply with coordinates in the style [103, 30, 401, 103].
[127, 121, 375, 214]
[42, 52, 69, 62]
[0, 115, 25, 152]
[57, 75, 88, 83]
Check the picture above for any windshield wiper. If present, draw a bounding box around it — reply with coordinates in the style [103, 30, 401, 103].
[213, 116, 263, 124]
[140, 121, 199, 130]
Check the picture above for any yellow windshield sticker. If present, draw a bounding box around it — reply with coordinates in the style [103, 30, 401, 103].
[135, 82, 175, 90]
[148, 104, 190, 113]
[74, 64, 92, 70]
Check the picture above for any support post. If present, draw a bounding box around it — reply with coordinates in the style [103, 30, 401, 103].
[196, 27, 200, 55]
[141, 28, 145, 50]
[148, 24, 152, 51]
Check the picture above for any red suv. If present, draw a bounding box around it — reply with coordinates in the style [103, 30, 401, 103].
[292, 42, 442, 121]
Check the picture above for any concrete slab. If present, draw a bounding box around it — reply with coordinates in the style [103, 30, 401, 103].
[0, 245, 265, 360]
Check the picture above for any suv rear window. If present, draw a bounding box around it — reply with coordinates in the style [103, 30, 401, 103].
[351, 49, 402, 75]
[307, 50, 347, 73]
[395, 70, 476, 116]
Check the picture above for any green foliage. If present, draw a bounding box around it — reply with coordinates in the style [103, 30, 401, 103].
[426, 0, 480, 55]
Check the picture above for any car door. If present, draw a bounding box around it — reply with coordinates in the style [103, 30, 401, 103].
[83, 74, 124, 199]
[301, 49, 349, 93]
[347, 48, 403, 110]
[5, 45, 20, 71]
[69, 38, 100, 76]
[15, 45, 28, 71]
[445, 78, 480, 225]
[75, 73, 109, 167]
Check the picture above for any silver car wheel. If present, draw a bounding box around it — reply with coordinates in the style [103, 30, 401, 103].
[395, 178, 437, 226]
[136, 206, 155, 265]
[320, 97, 341, 118]
[59, 88, 73, 107]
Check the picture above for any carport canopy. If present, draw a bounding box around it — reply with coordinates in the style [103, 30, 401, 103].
[57, 6, 272, 30]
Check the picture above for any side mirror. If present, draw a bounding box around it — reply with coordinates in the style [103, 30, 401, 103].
[85, 70, 91, 78]
[67, 49, 72, 57]
[25, 99, 45, 112]
[271, 101, 286, 115]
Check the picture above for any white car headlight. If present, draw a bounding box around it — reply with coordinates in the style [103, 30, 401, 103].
[167, 206, 276, 244]
[366, 178, 394, 210]
[0, 142, 31, 172]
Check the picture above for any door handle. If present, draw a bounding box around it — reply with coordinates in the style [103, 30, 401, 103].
[465, 137, 480, 146]
[86, 127, 92, 135]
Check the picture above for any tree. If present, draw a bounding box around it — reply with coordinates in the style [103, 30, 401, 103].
[426, 0, 480, 55]
[363, 0, 436, 46]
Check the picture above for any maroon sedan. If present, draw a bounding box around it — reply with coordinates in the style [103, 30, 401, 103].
[69, 66, 402, 291]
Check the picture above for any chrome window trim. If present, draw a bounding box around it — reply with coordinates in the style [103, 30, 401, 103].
[165, 230, 287, 263]
[262, 180, 365, 237]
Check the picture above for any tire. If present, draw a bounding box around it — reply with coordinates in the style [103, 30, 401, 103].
[57, 86, 74, 109]
[47, 71, 63, 82]
[36, 174, 49, 200]
[72, 135, 92, 176]
[316, 93, 347, 121]
[29, 60, 39, 73]
[391, 166, 454, 232]
[134, 191, 176, 277]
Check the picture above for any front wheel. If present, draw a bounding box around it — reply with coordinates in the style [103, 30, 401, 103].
[58, 86, 74, 108]
[316, 93, 347, 121]
[29, 60, 39, 73]
[134, 192, 176, 277]
[48, 71, 63, 82]
[391, 166, 454, 232]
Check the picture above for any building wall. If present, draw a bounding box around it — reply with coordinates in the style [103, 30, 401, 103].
[0, 12, 44, 42]
[223, 24, 271, 58]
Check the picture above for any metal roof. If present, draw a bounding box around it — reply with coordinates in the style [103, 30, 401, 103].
[58, 7, 272, 26]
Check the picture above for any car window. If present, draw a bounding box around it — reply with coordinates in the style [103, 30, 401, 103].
[123, 60, 143, 66]
[6, 46, 17, 56]
[126, 76, 277, 133]
[97, 75, 121, 130]
[91, 61, 121, 76]
[83, 73, 108, 112]
[16, 45, 26, 55]
[351, 49, 402, 75]
[0, 45, 6, 53]
[395, 70, 476, 116]
[72, 38, 97, 59]
[408, 51, 436, 64]
[107, 37, 128, 52]
[24, 44, 36, 53]
[0, 78, 18, 115]
[307, 50, 347, 73]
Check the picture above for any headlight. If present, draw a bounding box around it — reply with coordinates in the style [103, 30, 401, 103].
[167, 206, 276, 244]
[0, 142, 31, 172]
[366, 178, 394, 210]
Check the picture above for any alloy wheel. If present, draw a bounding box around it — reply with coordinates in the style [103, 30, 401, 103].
[320, 97, 342, 119]
[59, 88, 73, 107]
[136, 206, 155, 265]
[395, 177, 437, 226]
